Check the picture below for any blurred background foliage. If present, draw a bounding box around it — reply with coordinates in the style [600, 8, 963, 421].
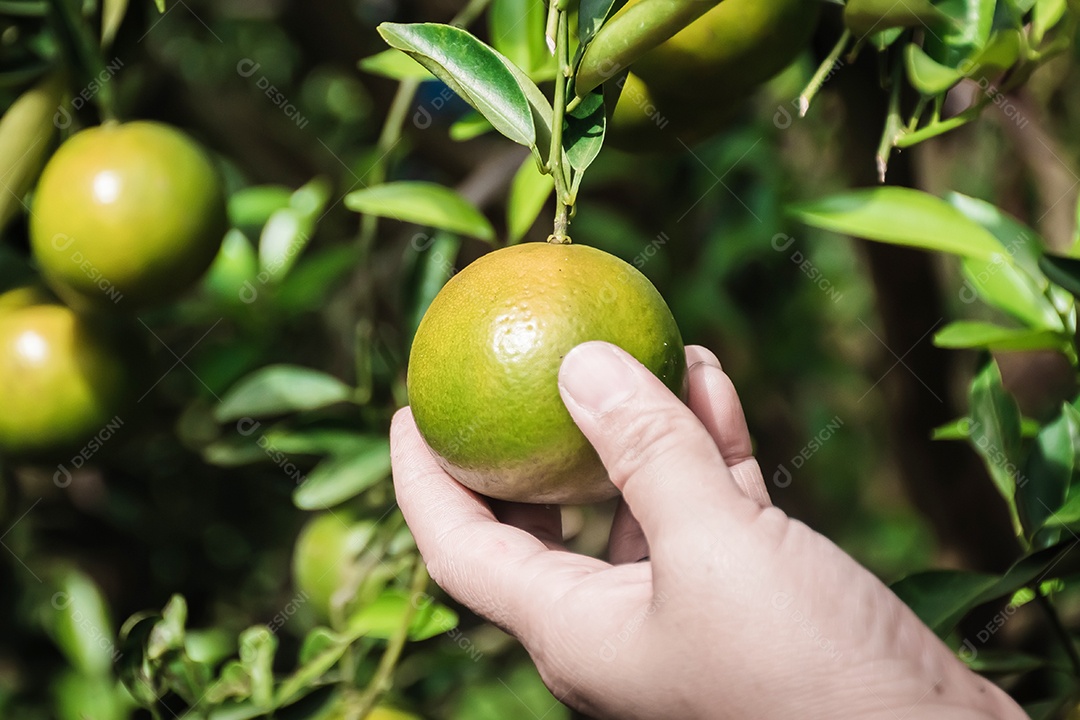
[1, 0, 1079, 717]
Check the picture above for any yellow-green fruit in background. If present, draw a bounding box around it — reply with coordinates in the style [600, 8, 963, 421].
[0, 300, 128, 456]
[292, 513, 381, 621]
[0, 284, 54, 313]
[607, 72, 740, 152]
[606, 0, 819, 150]
[325, 703, 423, 720]
[30, 121, 227, 309]
[631, 0, 821, 97]
[408, 242, 685, 505]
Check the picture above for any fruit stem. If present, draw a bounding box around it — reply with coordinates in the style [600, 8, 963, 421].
[874, 60, 904, 182]
[798, 29, 850, 117]
[548, 6, 573, 244]
[351, 557, 430, 716]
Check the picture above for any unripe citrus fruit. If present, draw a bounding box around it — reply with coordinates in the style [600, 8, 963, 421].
[631, 0, 820, 97]
[30, 121, 227, 309]
[0, 299, 128, 456]
[293, 509, 382, 621]
[608, 0, 819, 150]
[608, 72, 739, 152]
[407, 242, 685, 504]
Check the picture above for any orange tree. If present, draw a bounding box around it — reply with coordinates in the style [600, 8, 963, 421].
[1, 0, 1080, 718]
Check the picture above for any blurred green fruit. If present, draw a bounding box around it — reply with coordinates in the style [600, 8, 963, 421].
[0, 298, 129, 457]
[607, 0, 820, 150]
[608, 72, 739, 152]
[292, 512, 382, 621]
[30, 121, 228, 309]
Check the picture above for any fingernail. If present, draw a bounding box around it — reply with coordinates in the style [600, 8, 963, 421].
[559, 342, 637, 414]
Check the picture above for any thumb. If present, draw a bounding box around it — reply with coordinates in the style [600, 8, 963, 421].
[558, 342, 755, 557]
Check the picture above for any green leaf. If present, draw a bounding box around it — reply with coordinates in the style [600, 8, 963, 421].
[968, 360, 1023, 525]
[843, 0, 948, 36]
[490, 0, 556, 79]
[891, 538, 1077, 635]
[258, 209, 312, 283]
[298, 627, 339, 665]
[905, 44, 962, 95]
[116, 612, 162, 706]
[238, 626, 276, 710]
[933, 322, 1063, 351]
[154, 0, 165, 11]
[0, 73, 63, 232]
[228, 185, 293, 229]
[892, 570, 999, 636]
[358, 49, 434, 80]
[146, 594, 188, 661]
[52, 669, 129, 720]
[960, 255, 1063, 331]
[961, 30, 1023, 84]
[564, 87, 605, 175]
[933, 416, 1041, 441]
[0, 2, 47, 16]
[1018, 403, 1079, 535]
[963, 649, 1045, 674]
[1033, 0, 1068, 43]
[274, 635, 349, 707]
[507, 157, 555, 245]
[870, 26, 905, 51]
[410, 232, 462, 339]
[346, 589, 458, 641]
[203, 230, 259, 304]
[205, 660, 252, 705]
[48, 568, 117, 676]
[345, 182, 495, 242]
[47, 0, 116, 117]
[496, 54, 554, 166]
[292, 439, 392, 510]
[789, 188, 1005, 261]
[449, 112, 493, 142]
[276, 245, 361, 315]
[578, 0, 622, 46]
[262, 428, 378, 458]
[289, 176, 332, 216]
[923, 0, 995, 68]
[946, 193, 1044, 278]
[101, 0, 128, 46]
[202, 436, 272, 468]
[377, 23, 535, 148]
[215, 365, 355, 423]
[1040, 254, 1080, 298]
[256, 179, 329, 284]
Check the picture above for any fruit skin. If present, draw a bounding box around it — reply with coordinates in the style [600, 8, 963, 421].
[0, 301, 129, 456]
[30, 121, 227, 309]
[408, 242, 685, 505]
[607, 0, 820, 150]
[608, 72, 739, 152]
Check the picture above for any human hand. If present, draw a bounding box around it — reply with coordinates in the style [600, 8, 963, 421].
[391, 342, 1026, 720]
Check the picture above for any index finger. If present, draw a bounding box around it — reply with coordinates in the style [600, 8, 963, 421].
[390, 408, 608, 637]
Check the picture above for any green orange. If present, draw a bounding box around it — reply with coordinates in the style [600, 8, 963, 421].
[608, 0, 820, 150]
[407, 242, 685, 505]
[30, 121, 227, 309]
[292, 512, 382, 621]
[608, 72, 739, 151]
[0, 299, 129, 456]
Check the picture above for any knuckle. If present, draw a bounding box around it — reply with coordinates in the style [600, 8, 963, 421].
[605, 405, 701, 485]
